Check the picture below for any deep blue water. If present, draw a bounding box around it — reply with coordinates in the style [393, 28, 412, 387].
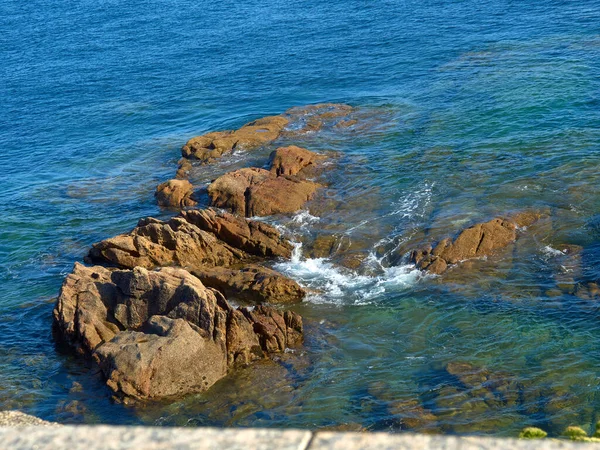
[1, 0, 600, 436]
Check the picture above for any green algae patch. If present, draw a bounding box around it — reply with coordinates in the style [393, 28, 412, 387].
[563, 426, 588, 440]
[519, 427, 547, 439]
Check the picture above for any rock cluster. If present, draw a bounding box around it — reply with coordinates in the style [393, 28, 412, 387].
[207, 166, 320, 217]
[54, 264, 302, 400]
[411, 213, 542, 275]
[57, 206, 307, 401]
[181, 115, 289, 163]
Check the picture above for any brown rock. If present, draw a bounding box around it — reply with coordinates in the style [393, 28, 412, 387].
[282, 103, 355, 135]
[95, 316, 228, 400]
[53, 263, 303, 400]
[207, 168, 320, 217]
[86, 215, 247, 270]
[181, 208, 293, 258]
[192, 265, 305, 305]
[388, 400, 437, 430]
[411, 216, 540, 274]
[181, 116, 289, 163]
[155, 179, 197, 208]
[269, 146, 323, 177]
[175, 158, 193, 179]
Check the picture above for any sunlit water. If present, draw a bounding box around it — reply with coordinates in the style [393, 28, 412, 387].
[1, 0, 600, 437]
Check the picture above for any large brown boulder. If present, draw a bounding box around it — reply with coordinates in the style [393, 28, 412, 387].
[192, 265, 305, 305]
[53, 263, 303, 400]
[269, 146, 324, 177]
[207, 168, 320, 217]
[181, 208, 293, 258]
[85, 216, 247, 270]
[411, 217, 531, 275]
[181, 116, 289, 163]
[155, 179, 197, 208]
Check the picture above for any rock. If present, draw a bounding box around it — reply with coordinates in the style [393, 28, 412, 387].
[192, 265, 305, 305]
[180, 208, 293, 259]
[86, 215, 248, 270]
[207, 168, 320, 217]
[411, 216, 539, 275]
[95, 316, 228, 400]
[282, 103, 355, 135]
[388, 400, 437, 430]
[269, 146, 323, 177]
[0, 411, 58, 427]
[519, 427, 547, 439]
[182, 116, 289, 163]
[175, 158, 193, 179]
[155, 179, 197, 208]
[53, 263, 303, 400]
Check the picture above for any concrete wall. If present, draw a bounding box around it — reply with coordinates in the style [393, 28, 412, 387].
[0, 424, 588, 450]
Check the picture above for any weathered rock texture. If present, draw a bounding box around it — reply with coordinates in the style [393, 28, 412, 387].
[155, 179, 197, 208]
[207, 168, 320, 217]
[269, 146, 324, 177]
[86, 209, 294, 270]
[86, 215, 247, 270]
[192, 265, 305, 305]
[181, 116, 289, 163]
[53, 263, 303, 400]
[411, 213, 541, 275]
[180, 208, 293, 259]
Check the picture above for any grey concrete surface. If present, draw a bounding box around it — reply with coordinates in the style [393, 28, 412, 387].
[0, 425, 592, 450]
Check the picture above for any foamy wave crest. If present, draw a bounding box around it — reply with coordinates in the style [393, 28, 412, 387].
[274, 243, 421, 305]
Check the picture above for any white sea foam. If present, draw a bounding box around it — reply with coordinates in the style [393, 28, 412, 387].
[274, 242, 422, 305]
[542, 245, 565, 257]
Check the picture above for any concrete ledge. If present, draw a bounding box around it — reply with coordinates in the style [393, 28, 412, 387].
[0, 425, 590, 450]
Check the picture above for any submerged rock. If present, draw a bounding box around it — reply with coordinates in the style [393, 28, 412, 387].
[207, 167, 320, 217]
[411, 214, 541, 275]
[155, 179, 197, 208]
[181, 116, 289, 163]
[53, 263, 303, 400]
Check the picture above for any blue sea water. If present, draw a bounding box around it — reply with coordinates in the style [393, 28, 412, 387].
[1, 0, 600, 436]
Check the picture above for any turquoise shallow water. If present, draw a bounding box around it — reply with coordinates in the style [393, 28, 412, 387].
[1, 0, 600, 436]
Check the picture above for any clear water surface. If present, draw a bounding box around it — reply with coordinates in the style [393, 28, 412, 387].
[1, 0, 600, 437]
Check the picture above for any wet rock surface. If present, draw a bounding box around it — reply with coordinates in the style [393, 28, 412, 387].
[192, 265, 305, 305]
[269, 145, 324, 177]
[411, 214, 541, 275]
[53, 263, 303, 400]
[155, 179, 197, 208]
[208, 168, 320, 217]
[181, 116, 289, 163]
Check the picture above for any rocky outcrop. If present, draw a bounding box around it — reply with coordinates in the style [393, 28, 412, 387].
[85, 208, 305, 309]
[53, 263, 303, 400]
[269, 146, 324, 177]
[411, 214, 541, 275]
[207, 168, 320, 217]
[86, 216, 247, 270]
[180, 208, 293, 259]
[181, 116, 289, 163]
[155, 179, 197, 208]
[192, 265, 305, 305]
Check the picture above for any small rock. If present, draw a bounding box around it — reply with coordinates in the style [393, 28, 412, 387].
[155, 179, 197, 208]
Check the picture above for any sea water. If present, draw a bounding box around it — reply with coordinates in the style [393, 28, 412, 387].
[1, 0, 600, 436]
